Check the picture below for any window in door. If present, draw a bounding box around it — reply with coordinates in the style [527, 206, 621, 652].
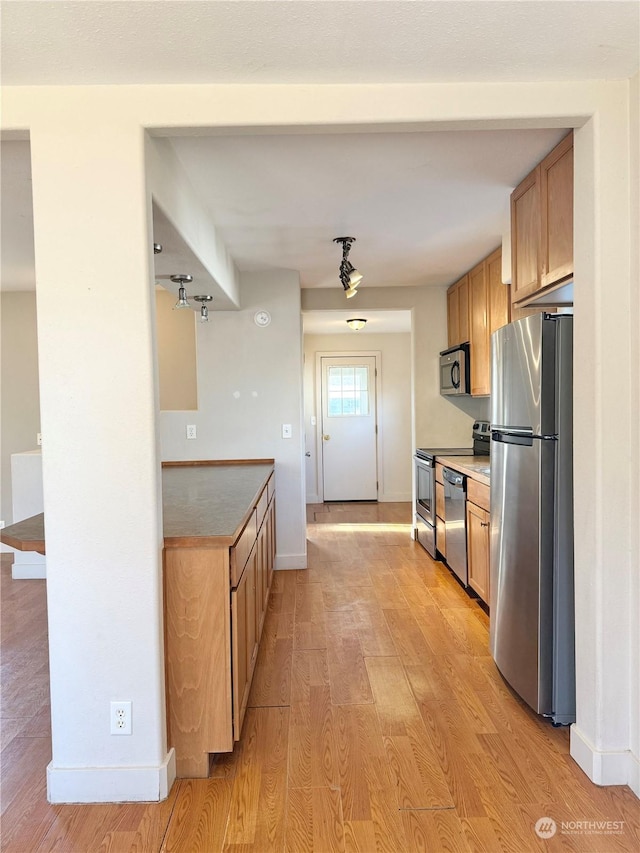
[327, 365, 370, 417]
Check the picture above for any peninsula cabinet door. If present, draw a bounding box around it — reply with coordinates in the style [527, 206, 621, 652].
[231, 546, 258, 741]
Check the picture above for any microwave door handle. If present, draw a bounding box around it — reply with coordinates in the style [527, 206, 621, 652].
[451, 361, 460, 389]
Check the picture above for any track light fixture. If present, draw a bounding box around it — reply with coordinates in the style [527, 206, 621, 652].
[194, 294, 213, 323]
[171, 274, 193, 309]
[333, 237, 363, 298]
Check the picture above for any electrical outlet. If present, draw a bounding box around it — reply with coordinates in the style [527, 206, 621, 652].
[186, 424, 197, 440]
[110, 700, 132, 735]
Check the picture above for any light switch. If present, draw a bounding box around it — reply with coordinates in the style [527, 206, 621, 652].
[310, 416, 317, 426]
[282, 424, 292, 439]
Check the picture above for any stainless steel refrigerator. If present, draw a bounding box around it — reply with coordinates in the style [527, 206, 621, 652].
[489, 313, 575, 725]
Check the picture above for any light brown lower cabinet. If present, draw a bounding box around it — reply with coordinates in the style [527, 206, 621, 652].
[466, 498, 490, 604]
[164, 474, 276, 778]
[231, 543, 258, 742]
[436, 515, 446, 559]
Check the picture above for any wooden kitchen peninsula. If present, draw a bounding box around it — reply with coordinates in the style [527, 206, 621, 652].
[0, 459, 277, 780]
[162, 459, 276, 778]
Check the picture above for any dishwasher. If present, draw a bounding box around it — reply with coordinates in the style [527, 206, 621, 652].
[442, 467, 467, 586]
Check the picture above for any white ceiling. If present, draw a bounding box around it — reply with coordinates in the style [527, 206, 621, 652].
[168, 128, 567, 290]
[303, 310, 411, 336]
[1, 1, 638, 334]
[2, 1, 638, 86]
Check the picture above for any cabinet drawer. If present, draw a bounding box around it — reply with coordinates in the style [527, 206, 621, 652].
[467, 478, 490, 512]
[256, 486, 268, 530]
[230, 509, 257, 588]
[435, 463, 445, 485]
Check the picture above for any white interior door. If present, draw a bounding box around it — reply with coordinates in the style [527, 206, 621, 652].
[321, 356, 378, 501]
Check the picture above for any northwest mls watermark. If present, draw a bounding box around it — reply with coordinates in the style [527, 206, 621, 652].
[535, 817, 625, 839]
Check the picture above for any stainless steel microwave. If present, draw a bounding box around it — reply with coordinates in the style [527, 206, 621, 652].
[439, 344, 470, 395]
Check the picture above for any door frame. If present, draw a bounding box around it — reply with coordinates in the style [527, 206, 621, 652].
[314, 350, 383, 503]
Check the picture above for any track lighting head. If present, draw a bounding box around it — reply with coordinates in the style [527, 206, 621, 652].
[194, 294, 213, 323]
[333, 237, 363, 297]
[171, 274, 193, 309]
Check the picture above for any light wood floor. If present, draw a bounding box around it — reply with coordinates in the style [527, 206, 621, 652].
[1, 504, 638, 852]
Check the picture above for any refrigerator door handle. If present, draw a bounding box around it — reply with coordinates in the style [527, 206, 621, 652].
[492, 428, 534, 446]
[491, 428, 558, 446]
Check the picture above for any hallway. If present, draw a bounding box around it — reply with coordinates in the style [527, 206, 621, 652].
[1, 504, 638, 851]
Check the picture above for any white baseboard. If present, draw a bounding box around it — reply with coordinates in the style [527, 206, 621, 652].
[379, 492, 411, 503]
[306, 493, 411, 505]
[628, 750, 640, 798]
[570, 725, 636, 788]
[275, 552, 307, 570]
[47, 748, 176, 804]
[12, 562, 46, 579]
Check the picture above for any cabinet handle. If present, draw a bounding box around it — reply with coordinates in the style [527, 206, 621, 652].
[480, 521, 489, 527]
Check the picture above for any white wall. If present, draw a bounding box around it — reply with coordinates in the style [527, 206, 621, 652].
[27, 114, 172, 803]
[0, 292, 40, 531]
[147, 137, 240, 307]
[304, 332, 412, 503]
[2, 79, 637, 800]
[302, 285, 489, 448]
[160, 270, 307, 568]
[568, 83, 636, 793]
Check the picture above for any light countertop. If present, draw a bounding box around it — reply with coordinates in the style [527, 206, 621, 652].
[162, 461, 274, 545]
[0, 460, 275, 553]
[437, 455, 490, 486]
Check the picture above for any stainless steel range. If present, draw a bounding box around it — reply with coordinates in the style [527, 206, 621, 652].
[414, 422, 490, 558]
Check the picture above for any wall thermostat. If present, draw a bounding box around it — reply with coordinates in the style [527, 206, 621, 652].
[254, 310, 271, 327]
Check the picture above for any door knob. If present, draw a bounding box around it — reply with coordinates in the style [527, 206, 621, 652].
[305, 451, 311, 457]
[323, 434, 331, 441]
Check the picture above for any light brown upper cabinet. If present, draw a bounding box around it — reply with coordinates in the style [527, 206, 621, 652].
[540, 132, 574, 288]
[487, 247, 509, 335]
[510, 169, 541, 303]
[510, 132, 573, 307]
[447, 273, 470, 348]
[468, 247, 509, 396]
[469, 260, 489, 396]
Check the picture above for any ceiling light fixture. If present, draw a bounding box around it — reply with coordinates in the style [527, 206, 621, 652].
[333, 237, 363, 298]
[193, 294, 213, 323]
[171, 274, 193, 309]
[346, 318, 367, 331]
